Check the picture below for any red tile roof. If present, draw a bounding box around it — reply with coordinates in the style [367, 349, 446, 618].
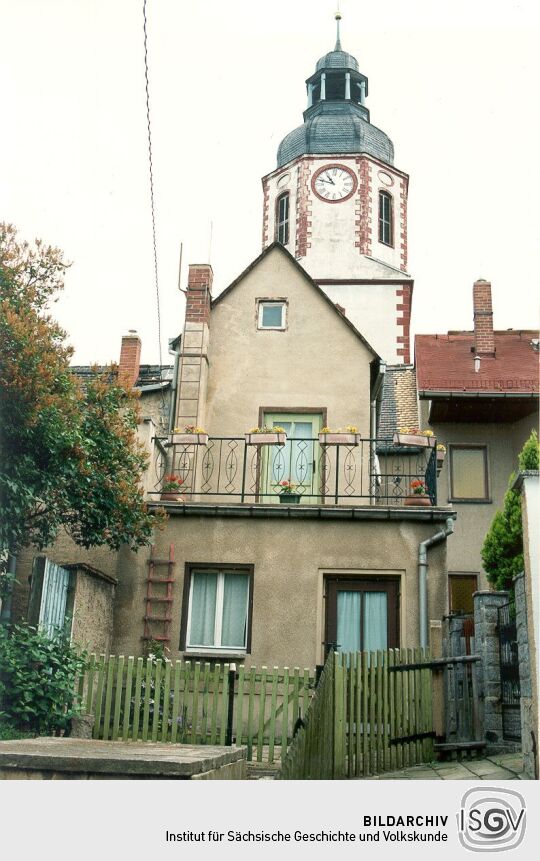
[415, 330, 539, 393]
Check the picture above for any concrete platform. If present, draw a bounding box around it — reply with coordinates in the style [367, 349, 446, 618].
[0, 738, 247, 780]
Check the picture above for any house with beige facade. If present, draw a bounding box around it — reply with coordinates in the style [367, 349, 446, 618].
[8, 23, 537, 680]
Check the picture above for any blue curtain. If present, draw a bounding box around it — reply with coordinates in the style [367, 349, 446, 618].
[337, 591, 361, 653]
[363, 592, 388, 651]
[221, 574, 249, 648]
[189, 572, 217, 646]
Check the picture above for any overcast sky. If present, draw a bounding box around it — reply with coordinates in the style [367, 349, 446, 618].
[2, 0, 539, 366]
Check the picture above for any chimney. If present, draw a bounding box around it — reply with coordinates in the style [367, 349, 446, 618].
[119, 330, 141, 387]
[473, 279, 495, 356]
[186, 264, 213, 324]
[174, 264, 213, 432]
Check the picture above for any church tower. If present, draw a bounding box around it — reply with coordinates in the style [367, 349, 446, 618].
[262, 15, 413, 364]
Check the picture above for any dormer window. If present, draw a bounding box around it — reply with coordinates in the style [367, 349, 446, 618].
[276, 193, 290, 245]
[378, 190, 393, 246]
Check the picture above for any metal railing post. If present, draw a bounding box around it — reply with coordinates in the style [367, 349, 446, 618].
[240, 441, 248, 503]
[225, 663, 236, 746]
[334, 446, 340, 504]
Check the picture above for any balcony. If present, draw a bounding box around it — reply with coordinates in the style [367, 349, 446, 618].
[150, 436, 438, 508]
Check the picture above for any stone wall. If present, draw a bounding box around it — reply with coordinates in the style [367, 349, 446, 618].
[515, 571, 537, 778]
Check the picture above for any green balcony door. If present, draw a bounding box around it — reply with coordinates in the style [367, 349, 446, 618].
[262, 412, 322, 503]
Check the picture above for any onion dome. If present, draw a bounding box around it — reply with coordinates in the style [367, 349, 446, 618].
[277, 14, 394, 167]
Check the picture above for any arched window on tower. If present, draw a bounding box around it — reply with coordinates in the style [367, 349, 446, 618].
[378, 191, 393, 246]
[276, 192, 290, 246]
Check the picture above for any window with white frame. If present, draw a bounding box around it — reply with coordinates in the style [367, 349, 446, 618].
[184, 567, 251, 652]
[258, 300, 286, 330]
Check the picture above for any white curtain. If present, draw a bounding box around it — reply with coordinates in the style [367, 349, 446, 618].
[363, 592, 388, 651]
[337, 591, 361, 653]
[221, 574, 249, 648]
[189, 572, 217, 646]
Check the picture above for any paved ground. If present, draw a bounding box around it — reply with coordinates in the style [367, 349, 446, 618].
[367, 752, 525, 780]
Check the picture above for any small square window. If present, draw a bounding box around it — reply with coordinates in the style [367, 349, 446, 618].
[449, 446, 489, 501]
[258, 301, 286, 330]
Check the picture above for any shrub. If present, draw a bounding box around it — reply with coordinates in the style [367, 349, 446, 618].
[0, 622, 88, 734]
[0, 721, 35, 741]
[481, 430, 538, 592]
[481, 482, 523, 591]
[518, 429, 539, 471]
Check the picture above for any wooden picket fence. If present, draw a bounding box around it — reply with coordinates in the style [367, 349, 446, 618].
[279, 648, 434, 779]
[278, 645, 336, 779]
[77, 654, 315, 763]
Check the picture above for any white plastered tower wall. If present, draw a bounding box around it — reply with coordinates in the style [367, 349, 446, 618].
[262, 154, 411, 364]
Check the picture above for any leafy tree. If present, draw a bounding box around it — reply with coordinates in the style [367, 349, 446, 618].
[481, 430, 539, 591]
[0, 223, 164, 587]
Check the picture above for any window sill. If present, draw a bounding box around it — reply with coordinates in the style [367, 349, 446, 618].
[184, 650, 248, 661]
[448, 498, 492, 505]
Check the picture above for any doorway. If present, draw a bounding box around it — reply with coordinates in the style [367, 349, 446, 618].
[325, 576, 400, 655]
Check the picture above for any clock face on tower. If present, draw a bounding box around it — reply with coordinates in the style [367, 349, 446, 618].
[312, 164, 357, 203]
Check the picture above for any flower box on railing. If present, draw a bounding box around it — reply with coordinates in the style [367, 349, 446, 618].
[244, 432, 286, 446]
[318, 432, 361, 446]
[393, 432, 436, 449]
[172, 433, 209, 446]
[436, 450, 446, 465]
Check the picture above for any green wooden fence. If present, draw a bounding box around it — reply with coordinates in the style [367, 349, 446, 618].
[278, 648, 434, 779]
[78, 655, 315, 762]
[278, 645, 336, 779]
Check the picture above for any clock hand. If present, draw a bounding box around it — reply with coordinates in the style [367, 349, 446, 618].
[324, 173, 335, 185]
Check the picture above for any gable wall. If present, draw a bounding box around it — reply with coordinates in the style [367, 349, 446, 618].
[205, 249, 373, 436]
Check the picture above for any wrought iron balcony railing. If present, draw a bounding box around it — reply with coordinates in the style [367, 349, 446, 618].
[151, 436, 438, 506]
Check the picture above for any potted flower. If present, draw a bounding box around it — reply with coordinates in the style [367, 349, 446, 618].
[171, 425, 209, 445]
[318, 425, 361, 446]
[436, 444, 446, 469]
[245, 425, 287, 446]
[393, 427, 436, 448]
[160, 474, 185, 502]
[404, 479, 432, 507]
[276, 479, 302, 504]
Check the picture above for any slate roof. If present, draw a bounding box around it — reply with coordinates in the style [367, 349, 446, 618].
[277, 102, 394, 167]
[415, 331, 539, 394]
[315, 49, 359, 72]
[378, 366, 419, 437]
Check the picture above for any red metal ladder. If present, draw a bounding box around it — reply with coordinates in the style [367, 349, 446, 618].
[142, 544, 175, 645]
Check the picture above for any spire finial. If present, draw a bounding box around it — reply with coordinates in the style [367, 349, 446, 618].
[334, 8, 342, 51]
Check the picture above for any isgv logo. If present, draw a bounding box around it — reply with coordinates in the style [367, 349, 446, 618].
[458, 787, 526, 852]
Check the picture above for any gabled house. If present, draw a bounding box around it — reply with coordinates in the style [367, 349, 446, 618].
[105, 240, 452, 668]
